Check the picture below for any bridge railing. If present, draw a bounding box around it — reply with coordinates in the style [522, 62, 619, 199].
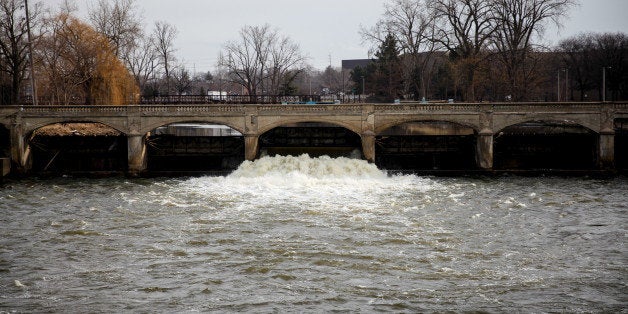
[3, 102, 626, 117]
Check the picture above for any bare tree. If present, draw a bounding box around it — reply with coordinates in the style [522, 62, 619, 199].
[429, 0, 496, 101]
[124, 33, 158, 93]
[152, 21, 177, 93]
[491, 0, 578, 100]
[218, 24, 305, 100]
[558, 33, 596, 100]
[266, 35, 306, 97]
[594, 32, 628, 101]
[361, 0, 437, 99]
[171, 64, 191, 96]
[219, 24, 273, 99]
[88, 0, 142, 58]
[0, 0, 41, 105]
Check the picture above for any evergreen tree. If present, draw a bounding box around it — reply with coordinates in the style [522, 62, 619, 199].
[373, 33, 403, 101]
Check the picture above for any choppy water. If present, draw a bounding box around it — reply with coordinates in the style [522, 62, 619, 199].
[1, 155, 626, 312]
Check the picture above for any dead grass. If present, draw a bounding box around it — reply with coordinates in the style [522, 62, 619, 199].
[33, 123, 122, 136]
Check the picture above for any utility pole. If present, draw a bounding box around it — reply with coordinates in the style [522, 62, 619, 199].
[565, 68, 569, 101]
[361, 76, 365, 98]
[328, 54, 332, 94]
[24, 0, 38, 106]
[557, 69, 560, 102]
[602, 66, 611, 102]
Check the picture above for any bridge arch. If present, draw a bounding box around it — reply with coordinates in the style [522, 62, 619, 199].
[257, 118, 363, 136]
[494, 115, 599, 134]
[494, 120, 598, 170]
[257, 120, 363, 159]
[24, 118, 128, 136]
[0, 124, 9, 158]
[375, 117, 480, 135]
[144, 121, 245, 172]
[375, 120, 479, 170]
[27, 121, 128, 174]
[140, 118, 245, 136]
[616, 118, 628, 171]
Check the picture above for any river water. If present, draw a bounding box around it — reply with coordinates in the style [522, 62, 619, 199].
[1, 155, 626, 312]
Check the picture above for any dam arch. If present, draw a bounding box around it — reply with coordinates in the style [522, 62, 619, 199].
[257, 118, 363, 137]
[139, 117, 246, 137]
[0, 124, 9, 158]
[615, 119, 628, 171]
[493, 115, 600, 135]
[375, 120, 479, 171]
[28, 122, 128, 174]
[258, 122, 363, 159]
[494, 120, 598, 170]
[145, 121, 245, 172]
[24, 118, 128, 137]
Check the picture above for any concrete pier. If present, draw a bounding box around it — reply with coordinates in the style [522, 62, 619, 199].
[1, 157, 9, 177]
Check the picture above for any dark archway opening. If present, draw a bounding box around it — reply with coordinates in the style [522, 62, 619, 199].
[376, 121, 477, 171]
[259, 122, 362, 158]
[0, 125, 9, 158]
[615, 119, 628, 172]
[494, 122, 597, 170]
[146, 123, 244, 173]
[30, 123, 127, 174]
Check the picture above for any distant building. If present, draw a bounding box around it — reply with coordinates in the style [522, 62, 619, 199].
[341, 59, 374, 71]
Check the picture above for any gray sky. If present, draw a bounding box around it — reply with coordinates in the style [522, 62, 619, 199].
[45, 0, 628, 73]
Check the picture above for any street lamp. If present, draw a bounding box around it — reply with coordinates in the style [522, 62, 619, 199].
[557, 68, 569, 102]
[361, 76, 365, 97]
[602, 66, 611, 102]
[24, 0, 37, 106]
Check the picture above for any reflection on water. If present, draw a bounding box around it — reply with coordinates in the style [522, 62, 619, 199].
[0, 155, 626, 312]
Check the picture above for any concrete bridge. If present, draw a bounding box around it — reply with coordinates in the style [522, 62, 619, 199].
[1, 102, 627, 175]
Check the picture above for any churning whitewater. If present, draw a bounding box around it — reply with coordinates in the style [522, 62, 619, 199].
[0, 155, 625, 312]
[178, 154, 439, 216]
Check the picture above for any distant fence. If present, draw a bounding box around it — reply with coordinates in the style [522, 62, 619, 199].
[138, 94, 365, 105]
[15, 94, 366, 106]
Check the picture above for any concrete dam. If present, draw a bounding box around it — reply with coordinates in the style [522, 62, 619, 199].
[1, 102, 627, 176]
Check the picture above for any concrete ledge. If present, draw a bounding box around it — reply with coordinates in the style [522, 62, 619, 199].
[1, 158, 9, 177]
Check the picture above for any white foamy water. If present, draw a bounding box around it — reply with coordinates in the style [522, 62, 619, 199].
[176, 155, 439, 216]
[0, 155, 625, 312]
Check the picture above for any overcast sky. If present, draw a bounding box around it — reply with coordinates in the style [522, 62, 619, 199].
[45, 0, 628, 73]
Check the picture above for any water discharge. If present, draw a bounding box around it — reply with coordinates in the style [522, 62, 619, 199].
[0, 155, 625, 312]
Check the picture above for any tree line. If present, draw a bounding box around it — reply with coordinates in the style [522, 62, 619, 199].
[1, 0, 626, 106]
[354, 0, 627, 102]
[0, 0, 194, 105]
